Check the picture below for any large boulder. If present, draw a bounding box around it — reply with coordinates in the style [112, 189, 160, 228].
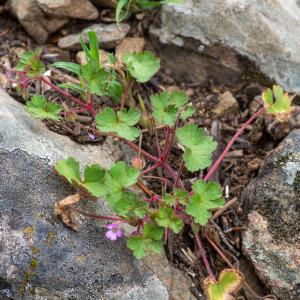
[8, 0, 99, 44]
[242, 129, 300, 299]
[151, 0, 300, 91]
[0, 89, 195, 300]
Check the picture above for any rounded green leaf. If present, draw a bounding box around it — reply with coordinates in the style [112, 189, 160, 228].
[54, 157, 81, 185]
[25, 95, 62, 121]
[176, 124, 217, 172]
[204, 269, 244, 300]
[186, 180, 224, 225]
[155, 207, 183, 233]
[122, 51, 160, 83]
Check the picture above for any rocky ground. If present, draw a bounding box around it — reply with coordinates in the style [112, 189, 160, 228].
[0, 0, 300, 299]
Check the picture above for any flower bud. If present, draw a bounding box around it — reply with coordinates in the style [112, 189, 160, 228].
[64, 111, 77, 122]
[131, 156, 145, 170]
[139, 112, 152, 129]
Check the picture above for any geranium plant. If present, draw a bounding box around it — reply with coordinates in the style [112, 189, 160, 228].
[8, 30, 291, 299]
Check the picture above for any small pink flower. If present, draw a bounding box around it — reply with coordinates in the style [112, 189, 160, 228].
[88, 133, 96, 141]
[105, 223, 123, 241]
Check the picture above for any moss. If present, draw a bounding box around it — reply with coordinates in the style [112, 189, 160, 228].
[45, 231, 56, 247]
[20, 226, 39, 295]
[23, 225, 35, 237]
[20, 257, 38, 295]
[31, 246, 40, 255]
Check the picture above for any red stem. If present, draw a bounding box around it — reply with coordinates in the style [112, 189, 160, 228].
[87, 92, 95, 113]
[204, 233, 233, 267]
[141, 162, 161, 175]
[162, 127, 173, 161]
[194, 232, 216, 281]
[40, 76, 96, 116]
[164, 162, 185, 189]
[70, 206, 123, 222]
[163, 116, 180, 162]
[204, 107, 266, 181]
[121, 139, 160, 163]
[173, 160, 184, 188]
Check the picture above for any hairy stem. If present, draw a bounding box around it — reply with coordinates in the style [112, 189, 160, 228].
[40, 76, 96, 116]
[204, 107, 266, 181]
[141, 162, 161, 175]
[161, 127, 172, 161]
[121, 139, 160, 163]
[163, 116, 180, 162]
[164, 162, 185, 189]
[204, 233, 233, 267]
[70, 206, 123, 221]
[173, 159, 184, 188]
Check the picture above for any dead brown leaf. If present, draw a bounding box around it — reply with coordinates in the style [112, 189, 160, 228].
[54, 193, 81, 231]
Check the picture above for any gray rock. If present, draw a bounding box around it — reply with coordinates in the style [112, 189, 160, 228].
[0, 88, 195, 299]
[242, 129, 300, 299]
[151, 0, 300, 92]
[8, 0, 98, 44]
[58, 23, 131, 50]
[37, 0, 99, 20]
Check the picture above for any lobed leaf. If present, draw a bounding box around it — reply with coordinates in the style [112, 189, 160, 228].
[163, 188, 189, 206]
[108, 191, 147, 218]
[54, 157, 81, 185]
[155, 207, 183, 233]
[204, 269, 244, 300]
[122, 51, 160, 83]
[262, 85, 293, 121]
[25, 95, 62, 121]
[186, 180, 224, 225]
[81, 64, 112, 96]
[16, 48, 45, 78]
[96, 107, 141, 141]
[176, 124, 217, 172]
[106, 161, 140, 194]
[127, 223, 164, 259]
[151, 91, 194, 126]
[81, 164, 106, 197]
